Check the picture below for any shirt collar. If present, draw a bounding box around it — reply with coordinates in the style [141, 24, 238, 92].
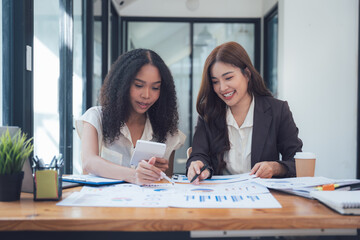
[242, 96, 255, 128]
[226, 96, 255, 129]
[120, 114, 154, 143]
[226, 107, 238, 129]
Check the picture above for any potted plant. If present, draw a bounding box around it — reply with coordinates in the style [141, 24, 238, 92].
[0, 129, 33, 201]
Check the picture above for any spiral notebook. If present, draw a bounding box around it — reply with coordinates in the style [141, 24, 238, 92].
[310, 191, 360, 215]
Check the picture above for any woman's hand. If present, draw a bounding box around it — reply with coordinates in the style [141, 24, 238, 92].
[152, 157, 168, 172]
[250, 161, 286, 178]
[187, 160, 210, 185]
[135, 157, 162, 185]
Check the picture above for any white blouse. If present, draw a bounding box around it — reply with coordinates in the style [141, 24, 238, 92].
[223, 97, 255, 174]
[76, 106, 186, 168]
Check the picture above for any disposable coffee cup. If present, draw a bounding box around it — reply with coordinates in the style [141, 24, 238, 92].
[294, 152, 316, 177]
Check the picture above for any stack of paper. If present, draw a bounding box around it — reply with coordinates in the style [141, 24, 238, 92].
[254, 177, 360, 199]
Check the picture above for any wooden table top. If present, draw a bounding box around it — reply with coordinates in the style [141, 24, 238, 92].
[0, 187, 359, 232]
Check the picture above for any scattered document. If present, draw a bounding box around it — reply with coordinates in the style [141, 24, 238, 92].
[168, 182, 280, 208]
[57, 181, 281, 208]
[255, 177, 360, 199]
[173, 181, 269, 195]
[57, 175, 360, 208]
[254, 176, 335, 189]
[169, 192, 280, 208]
[173, 172, 256, 184]
[58, 186, 170, 208]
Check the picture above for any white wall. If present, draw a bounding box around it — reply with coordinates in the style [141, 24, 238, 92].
[262, 0, 277, 15]
[278, 0, 358, 178]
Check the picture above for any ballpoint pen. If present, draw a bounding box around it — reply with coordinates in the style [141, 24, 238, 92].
[160, 171, 175, 185]
[32, 156, 39, 168]
[190, 164, 209, 183]
[49, 155, 57, 168]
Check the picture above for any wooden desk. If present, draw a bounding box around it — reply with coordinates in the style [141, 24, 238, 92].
[0, 187, 359, 232]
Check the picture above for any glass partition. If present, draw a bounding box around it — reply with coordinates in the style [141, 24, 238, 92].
[127, 21, 256, 174]
[192, 23, 255, 131]
[128, 22, 191, 173]
[72, 0, 84, 174]
[125, 19, 258, 174]
[33, 0, 60, 163]
[93, 20, 102, 106]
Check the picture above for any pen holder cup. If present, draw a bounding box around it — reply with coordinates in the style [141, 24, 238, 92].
[33, 166, 63, 201]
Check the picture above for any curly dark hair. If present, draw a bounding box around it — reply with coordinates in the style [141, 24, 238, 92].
[197, 41, 272, 173]
[99, 48, 179, 144]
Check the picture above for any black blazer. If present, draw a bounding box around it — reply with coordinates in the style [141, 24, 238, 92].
[186, 95, 303, 177]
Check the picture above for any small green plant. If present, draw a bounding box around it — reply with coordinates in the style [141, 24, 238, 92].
[0, 129, 33, 175]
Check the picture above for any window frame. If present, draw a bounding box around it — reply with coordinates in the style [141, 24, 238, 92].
[357, 2, 360, 179]
[59, 0, 74, 173]
[2, 0, 34, 137]
[263, 4, 278, 96]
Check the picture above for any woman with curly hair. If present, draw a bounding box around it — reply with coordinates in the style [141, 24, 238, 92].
[76, 49, 185, 185]
[186, 42, 302, 184]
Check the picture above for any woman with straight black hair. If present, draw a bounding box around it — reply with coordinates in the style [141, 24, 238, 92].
[76, 48, 185, 185]
[186, 41, 302, 184]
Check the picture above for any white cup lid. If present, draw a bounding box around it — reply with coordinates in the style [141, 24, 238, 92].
[294, 152, 316, 159]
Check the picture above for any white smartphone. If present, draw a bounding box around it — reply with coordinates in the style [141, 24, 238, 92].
[130, 140, 167, 166]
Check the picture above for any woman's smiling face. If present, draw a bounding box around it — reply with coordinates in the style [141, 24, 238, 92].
[210, 61, 251, 108]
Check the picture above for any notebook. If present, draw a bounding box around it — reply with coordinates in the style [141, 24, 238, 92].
[310, 191, 360, 215]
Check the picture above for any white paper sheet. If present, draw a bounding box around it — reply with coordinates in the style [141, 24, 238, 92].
[57, 181, 281, 209]
[169, 192, 281, 208]
[255, 177, 360, 199]
[172, 172, 256, 184]
[254, 176, 335, 189]
[58, 184, 173, 207]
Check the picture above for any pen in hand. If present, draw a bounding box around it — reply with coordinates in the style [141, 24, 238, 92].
[190, 164, 209, 183]
[160, 171, 175, 185]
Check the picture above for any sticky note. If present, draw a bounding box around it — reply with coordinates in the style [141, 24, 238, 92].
[35, 169, 58, 199]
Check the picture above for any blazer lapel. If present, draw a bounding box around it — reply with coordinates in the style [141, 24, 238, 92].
[251, 96, 272, 167]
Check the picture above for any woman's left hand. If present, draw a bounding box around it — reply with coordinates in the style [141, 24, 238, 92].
[250, 161, 286, 178]
[152, 157, 168, 172]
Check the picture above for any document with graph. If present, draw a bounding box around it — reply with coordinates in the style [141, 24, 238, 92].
[57, 181, 281, 208]
[168, 181, 280, 208]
